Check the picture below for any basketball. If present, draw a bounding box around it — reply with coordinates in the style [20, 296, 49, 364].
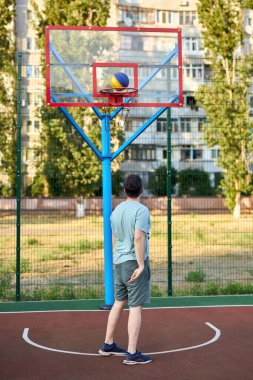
[110, 72, 129, 89]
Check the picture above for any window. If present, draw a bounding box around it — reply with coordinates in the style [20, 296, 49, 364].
[27, 10, 32, 22]
[25, 149, 29, 162]
[171, 67, 178, 79]
[198, 118, 206, 132]
[26, 66, 33, 78]
[120, 36, 144, 50]
[125, 145, 156, 161]
[27, 93, 32, 105]
[157, 10, 167, 23]
[180, 118, 191, 132]
[192, 64, 203, 79]
[211, 149, 219, 159]
[181, 146, 203, 160]
[34, 66, 40, 78]
[125, 120, 132, 132]
[157, 10, 178, 24]
[184, 37, 201, 52]
[34, 92, 42, 106]
[121, 36, 131, 49]
[27, 38, 33, 50]
[181, 145, 191, 160]
[157, 119, 167, 132]
[171, 118, 179, 133]
[179, 11, 197, 25]
[186, 96, 196, 107]
[193, 149, 203, 159]
[168, 11, 177, 24]
[204, 64, 212, 80]
[163, 149, 167, 159]
[132, 37, 144, 50]
[120, 7, 155, 26]
[184, 64, 203, 79]
[26, 120, 32, 133]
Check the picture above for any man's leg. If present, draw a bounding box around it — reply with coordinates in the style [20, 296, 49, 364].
[104, 299, 128, 344]
[127, 305, 142, 353]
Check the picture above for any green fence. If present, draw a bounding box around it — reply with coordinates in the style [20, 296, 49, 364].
[0, 53, 253, 301]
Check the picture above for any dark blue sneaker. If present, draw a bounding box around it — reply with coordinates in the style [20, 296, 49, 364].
[98, 342, 127, 356]
[123, 351, 153, 365]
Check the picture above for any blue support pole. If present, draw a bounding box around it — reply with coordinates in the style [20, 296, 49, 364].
[100, 115, 114, 308]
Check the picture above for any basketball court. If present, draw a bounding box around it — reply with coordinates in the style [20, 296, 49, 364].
[1, 296, 253, 380]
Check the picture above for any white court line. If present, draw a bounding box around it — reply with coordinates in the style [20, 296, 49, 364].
[22, 322, 221, 357]
[1, 304, 253, 314]
[145, 322, 220, 355]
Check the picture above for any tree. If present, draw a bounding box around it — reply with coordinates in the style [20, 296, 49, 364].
[149, 166, 177, 196]
[177, 168, 214, 196]
[196, 0, 253, 217]
[30, 0, 124, 197]
[0, 1, 16, 195]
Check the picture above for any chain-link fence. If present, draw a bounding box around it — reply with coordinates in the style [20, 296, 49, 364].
[0, 53, 253, 301]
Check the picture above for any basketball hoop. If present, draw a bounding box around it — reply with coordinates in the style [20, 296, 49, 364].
[100, 87, 138, 106]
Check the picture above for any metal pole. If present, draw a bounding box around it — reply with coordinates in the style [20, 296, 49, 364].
[100, 114, 114, 309]
[16, 52, 22, 301]
[167, 108, 173, 296]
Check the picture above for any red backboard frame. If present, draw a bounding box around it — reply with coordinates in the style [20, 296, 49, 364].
[45, 26, 183, 108]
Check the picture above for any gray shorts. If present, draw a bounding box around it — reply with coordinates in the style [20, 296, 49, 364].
[114, 259, 151, 307]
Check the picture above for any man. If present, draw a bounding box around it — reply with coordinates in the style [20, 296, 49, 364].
[98, 174, 152, 365]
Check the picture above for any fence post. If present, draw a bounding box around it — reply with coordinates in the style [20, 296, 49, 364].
[167, 108, 173, 296]
[16, 52, 22, 301]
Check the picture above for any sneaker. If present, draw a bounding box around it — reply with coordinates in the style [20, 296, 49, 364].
[123, 351, 153, 365]
[98, 342, 127, 356]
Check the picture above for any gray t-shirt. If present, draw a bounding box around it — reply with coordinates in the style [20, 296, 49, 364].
[110, 200, 150, 264]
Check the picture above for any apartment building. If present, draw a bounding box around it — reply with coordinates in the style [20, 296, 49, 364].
[14, 0, 253, 192]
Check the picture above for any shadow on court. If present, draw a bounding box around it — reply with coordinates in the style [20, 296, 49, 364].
[0, 306, 253, 380]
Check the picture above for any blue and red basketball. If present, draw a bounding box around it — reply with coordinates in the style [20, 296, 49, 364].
[111, 72, 129, 89]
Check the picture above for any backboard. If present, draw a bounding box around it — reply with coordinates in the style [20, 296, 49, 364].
[45, 26, 183, 108]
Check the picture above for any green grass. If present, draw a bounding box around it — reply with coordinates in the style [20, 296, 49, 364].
[175, 282, 253, 296]
[1, 213, 253, 300]
[185, 270, 206, 283]
[27, 238, 40, 246]
[59, 239, 103, 254]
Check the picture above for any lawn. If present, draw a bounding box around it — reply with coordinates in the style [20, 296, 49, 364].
[1, 212, 253, 299]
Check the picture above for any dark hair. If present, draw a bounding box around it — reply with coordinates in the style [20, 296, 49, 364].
[124, 174, 143, 198]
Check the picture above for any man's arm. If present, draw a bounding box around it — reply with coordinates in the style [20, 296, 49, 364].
[128, 228, 145, 283]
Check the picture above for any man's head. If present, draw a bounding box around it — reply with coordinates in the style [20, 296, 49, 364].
[124, 174, 143, 198]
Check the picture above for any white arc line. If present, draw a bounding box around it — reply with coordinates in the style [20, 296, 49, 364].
[145, 322, 221, 355]
[22, 328, 100, 356]
[22, 322, 221, 357]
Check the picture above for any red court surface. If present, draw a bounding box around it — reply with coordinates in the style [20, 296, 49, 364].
[1, 305, 253, 380]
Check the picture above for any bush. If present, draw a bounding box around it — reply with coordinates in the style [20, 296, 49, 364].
[0, 181, 12, 196]
[178, 168, 214, 196]
[185, 270, 206, 283]
[151, 284, 164, 297]
[149, 165, 177, 196]
[0, 272, 14, 300]
[112, 170, 124, 196]
[20, 285, 103, 301]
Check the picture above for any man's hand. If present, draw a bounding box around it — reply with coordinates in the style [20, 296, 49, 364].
[128, 266, 144, 283]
